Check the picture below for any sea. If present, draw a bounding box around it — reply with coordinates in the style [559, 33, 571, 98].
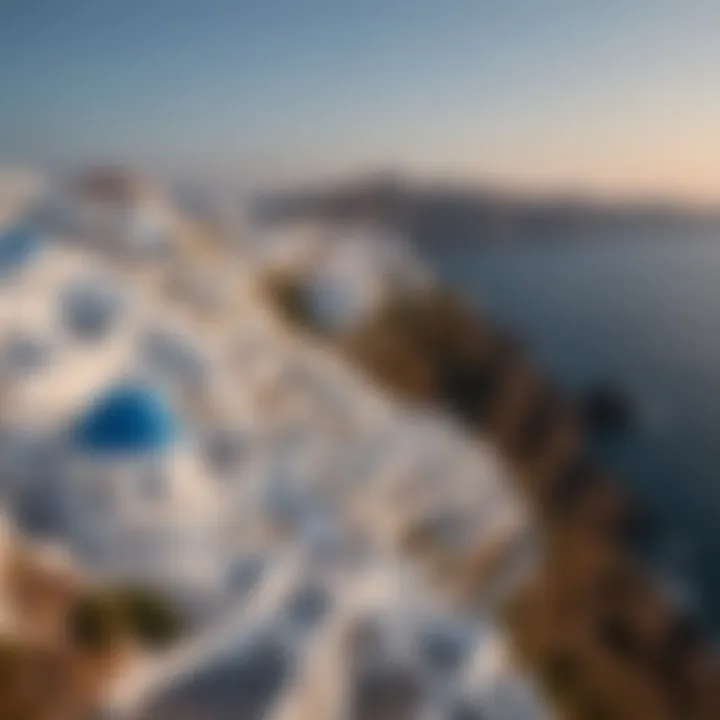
[422, 224, 720, 633]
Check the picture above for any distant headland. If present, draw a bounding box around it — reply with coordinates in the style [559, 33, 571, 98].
[255, 174, 720, 244]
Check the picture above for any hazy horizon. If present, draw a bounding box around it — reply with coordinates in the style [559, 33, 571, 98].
[2, 1, 720, 201]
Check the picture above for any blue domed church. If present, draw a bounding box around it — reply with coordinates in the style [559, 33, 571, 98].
[62, 380, 223, 595]
[72, 382, 177, 456]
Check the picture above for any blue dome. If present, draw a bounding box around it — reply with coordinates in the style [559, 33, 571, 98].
[0, 225, 42, 277]
[72, 382, 178, 455]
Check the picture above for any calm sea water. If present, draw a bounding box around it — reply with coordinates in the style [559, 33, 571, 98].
[424, 227, 720, 631]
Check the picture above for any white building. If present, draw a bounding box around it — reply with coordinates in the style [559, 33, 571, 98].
[0, 174, 545, 719]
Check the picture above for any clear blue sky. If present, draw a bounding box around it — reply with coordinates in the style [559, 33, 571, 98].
[2, 1, 720, 197]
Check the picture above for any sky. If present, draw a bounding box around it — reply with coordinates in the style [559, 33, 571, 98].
[2, 0, 720, 199]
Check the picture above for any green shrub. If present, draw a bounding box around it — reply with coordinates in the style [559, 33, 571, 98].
[67, 592, 126, 653]
[68, 586, 183, 653]
[262, 271, 315, 329]
[117, 586, 183, 649]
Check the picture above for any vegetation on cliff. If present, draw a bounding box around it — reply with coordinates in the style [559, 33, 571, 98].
[0, 541, 184, 719]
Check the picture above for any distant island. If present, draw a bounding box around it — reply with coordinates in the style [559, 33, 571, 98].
[255, 174, 720, 244]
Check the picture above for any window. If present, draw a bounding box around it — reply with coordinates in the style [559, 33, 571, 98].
[141, 328, 207, 390]
[59, 278, 124, 342]
[0, 332, 53, 377]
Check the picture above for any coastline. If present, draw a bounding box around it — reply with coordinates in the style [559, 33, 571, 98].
[262, 221, 720, 720]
